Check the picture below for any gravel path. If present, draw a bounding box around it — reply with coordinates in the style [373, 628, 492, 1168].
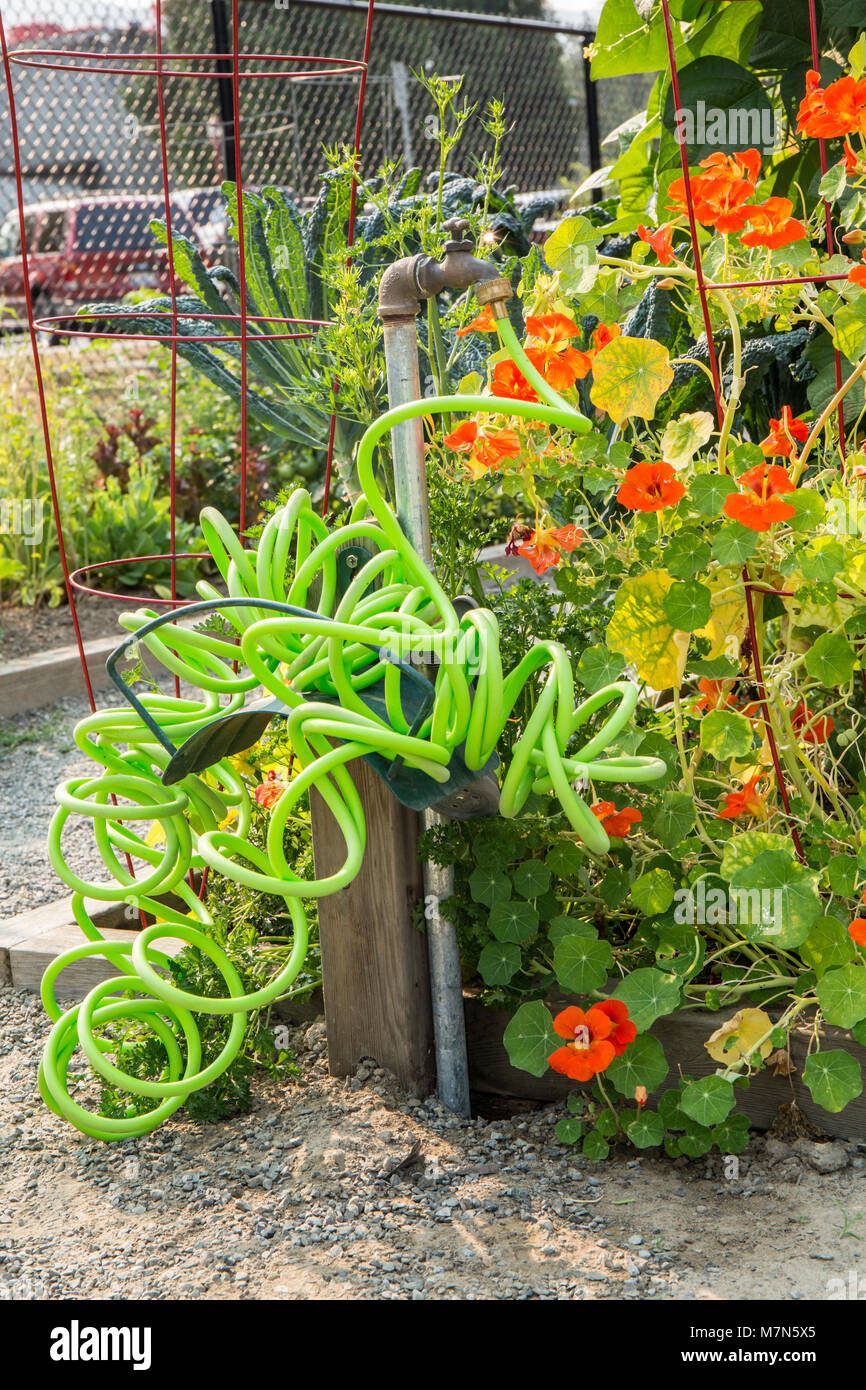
[0, 691, 137, 920]
[2, 985, 865, 1302]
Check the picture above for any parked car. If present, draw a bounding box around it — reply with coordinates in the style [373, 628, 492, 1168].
[0, 193, 197, 332]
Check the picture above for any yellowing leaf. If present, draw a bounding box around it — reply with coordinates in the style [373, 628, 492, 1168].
[606, 570, 689, 690]
[705, 1007, 773, 1065]
[783, 579, 855, 631]
[589, 335, 673, 424]
[543, 215, 602, 295]
[659, 411, 715, 468]
[145, 822, 167, 849]
[694, 566, 746, 660]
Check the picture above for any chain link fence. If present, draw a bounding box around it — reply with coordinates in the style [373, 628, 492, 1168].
[0, 0, 652, 251]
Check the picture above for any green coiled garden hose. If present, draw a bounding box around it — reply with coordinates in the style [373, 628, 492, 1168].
[39, 320, 666, 1139]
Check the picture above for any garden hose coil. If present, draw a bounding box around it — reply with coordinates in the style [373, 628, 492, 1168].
[40, 321, 666, 1139]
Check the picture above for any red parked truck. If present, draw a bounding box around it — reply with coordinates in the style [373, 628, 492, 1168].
[0, 193, 198, 332]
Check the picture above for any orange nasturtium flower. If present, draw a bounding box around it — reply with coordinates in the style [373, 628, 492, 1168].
[790, 700, 834, 745]
[634, 1085, 648, 1108]
[667, 150, 762, 232]
[517, 522, 583, 575]
[591, 800, 642, 839]
[592, 998, 638, 1055]
[637, 222, 675, 265]
[524, 312, 591, 390]
[591, 321, 621, 353]
[848, 919, 866, 947]
[717, 774, 767, 821]
[701, 148, 763, 187]
[490, 359, 538, 403]
[739, 197, 807, 250]
[694, 678, 736, 713]
[443, 420, 521, 479]
[760, 406, 810, 459]
[548, 1005, 617, 1082]
[455, 305, 497, 337]
[797, 69, 866, 139]
[849, 263, 866, 287]
[617, 460, 686, 513]
[723, 462, 797, 532]
[254, 769, 288, 809]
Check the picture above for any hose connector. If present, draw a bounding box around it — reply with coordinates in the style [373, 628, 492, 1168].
[474, 275, 513, 320]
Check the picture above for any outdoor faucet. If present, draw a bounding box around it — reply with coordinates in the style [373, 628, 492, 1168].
[378, 217, 511, 322]
[375, 215, 513, 1121]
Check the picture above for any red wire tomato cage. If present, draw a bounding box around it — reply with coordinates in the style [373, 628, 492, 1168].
[0, 0, 376, 712]
[0, 0, 854, 873]
[659, 0, 861, 863]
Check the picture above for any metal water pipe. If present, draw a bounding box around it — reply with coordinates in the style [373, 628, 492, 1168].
[377, 219, 512, 1117]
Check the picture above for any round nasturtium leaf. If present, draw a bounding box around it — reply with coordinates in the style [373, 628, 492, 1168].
[631, 867, 675, 916]
[699, 708, 754, 761]
[547, 914, 595, 945]
[606, 1034, 669, 1097]
[576, 644, 626, 693]
[553, 934, 613, 994]
[582, 1129, 610, 1161]
[555, 1116, 585, 1145]
[730, 850, 822, 950]
[468, 866, 511, 907]
[703, 1008, 773, 1065]
[679, 1075, 736, 1127]
[651, 792, 696, 850]
[663, 530, 712, 580]
[625, 1108, 665, 1150]
[816, 964, 866, 1029]
[662, 579, 713, 633]
[690, 473, 732, 517]
[720, 830, 793, 881]
[503, 1002, 558, 1077]
[543, 214, 601, 295]
[827, 856, 859, 898]
[802, 1049, 863, 1113]
[799, 916, 856, 979]
[477, 941, 521, 987]
[711, 522, 757, 567]
[804, 632, 858, 688]
[711, 1113, 751, 1154]
[512, 859, 552, 900]
[659, 411, 714, 468]
[612, 967, 682, 1031]
[589, 335, 674, 425]
[488, 899, 540, 944]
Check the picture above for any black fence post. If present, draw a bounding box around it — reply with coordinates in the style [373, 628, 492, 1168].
[210, 0, 237, 184]
[583, 47, 603, 203]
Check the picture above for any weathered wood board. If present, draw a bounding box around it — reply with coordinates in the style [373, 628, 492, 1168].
[309, 755, 435, 1096]
[464, 995, 866, 1141]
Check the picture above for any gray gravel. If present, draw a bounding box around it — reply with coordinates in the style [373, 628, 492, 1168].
[0, 695, 118, 920]
[0, 678, 193, 921]
[2, 985, 865, 1301]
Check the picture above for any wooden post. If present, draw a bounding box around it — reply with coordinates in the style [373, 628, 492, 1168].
[309, 756, 435, 1095]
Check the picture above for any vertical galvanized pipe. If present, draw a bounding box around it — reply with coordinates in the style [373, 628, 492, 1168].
[381, 316, 472, 1118]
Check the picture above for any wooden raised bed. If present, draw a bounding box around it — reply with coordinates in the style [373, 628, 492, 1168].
[464, 994, 866, 1142]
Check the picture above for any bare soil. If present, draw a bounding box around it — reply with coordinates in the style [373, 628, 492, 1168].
[1, 990, 865, 1302]
[0, 599, 125, 664]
